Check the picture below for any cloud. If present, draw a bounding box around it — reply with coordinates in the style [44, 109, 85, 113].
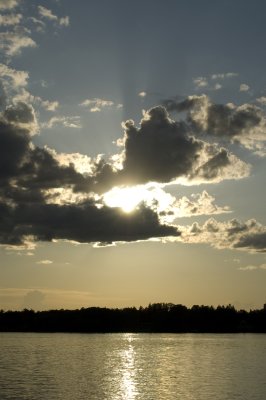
[240, 83, 250, 92]
[239, 263, 266, 271]
[171, 190, 230, 218]
[0, 101, 181, 246]
[0, 0, 19, 10]
[193, 72, 238, 91]
[163, 94, 266, 153]
[36, 259, 53, 265]
[40, 100, 59, 111]
[111, 106, 250, 188]
[0, 101, 89, 200]
[59, 16, 69, 27]
[0, 100, 257, 249]
[138, 91, 147, 97]
[41, 115, 81, 129]
[239, 264, 266, 271]
[2, 101, 38, 134]
[179, 218, 266, 253]
[193, 76, 208, 88]
[214, 83, 222, 90]
[0, 13, 22, 26]
[0, 31, 37, 56]
[38, 6, 58, 21]
[0, 63, 28, 87]
[256, 96, 266, 106]
[12, 89, 59, 112]
[211, 72, 238, 80]
[18, 202, 180, 245]
[38, 5, 70, 27]
[79, 98, 120, 112]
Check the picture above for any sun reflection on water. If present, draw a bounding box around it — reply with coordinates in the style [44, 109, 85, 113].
[119, 334, 138, 400]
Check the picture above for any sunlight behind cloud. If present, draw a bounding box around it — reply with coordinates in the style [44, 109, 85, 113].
[103, 185, 176, 215]
[103, 186, 149, 213]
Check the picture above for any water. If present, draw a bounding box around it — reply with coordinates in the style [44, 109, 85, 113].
[0, 333, 265, 400]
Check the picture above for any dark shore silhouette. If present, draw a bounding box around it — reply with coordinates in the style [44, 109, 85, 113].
[1, 303, 266, 333]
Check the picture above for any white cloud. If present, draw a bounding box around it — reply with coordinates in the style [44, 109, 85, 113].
[240, 83, 250, 92]
[211, 72, 238, 80]
[0, 63, 28, 86]
[59, 16, 69, 26]
[172, 190, 230, 219]
[0, 13, 22, 26]
[47, 147, 93, 175]
[42, 115, 82, 129]
[138, 91, 147, 97]
[80, 98, 121, 112]
[28, 17, 46, 33]
[0, 31, 37, 56]
[193, 72, 238, 91]
[0, 0, 19, 10]
[12, 89, 59, 112]
[38, 6, 58, 21]
[36, 259, 53, 265]
[256, 96, 266, 105]
[38, 5, 70, 27]
[239, 264, 266, 271]
[41, 100, 59, 111]
[214, 83, 222, 90]
[193, 76, 208, 88]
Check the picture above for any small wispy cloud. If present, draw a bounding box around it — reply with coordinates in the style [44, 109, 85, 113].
[0, 31, 37, 56]
[38, 5, 70, 27]
[79, 98, 122, 112]
[59, 16, 69, 27]
[211, 72, 238, 80]
[239, 263, 266, 271]
[193, 76, 208, 88]
[214, 83, 222, 90]
[41, 115, 82, 129]
[0, 63, 28, 86]
[36, 259, 53, 265]
[41, 100, 59, 111]
[194, 72, 238, 91]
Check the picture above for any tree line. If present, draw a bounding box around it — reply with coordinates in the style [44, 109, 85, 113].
[0, 303, 266, 333]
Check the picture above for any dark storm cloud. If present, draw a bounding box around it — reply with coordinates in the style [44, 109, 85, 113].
[0, 102, 250, 247]
[0, 101, 91, 205]
[0, 201, 180, 246]
[0, 102, 180, 246]
[120, 107, 201, 183]
[3, 101, 36, 126]
[234, 232, 266, 252]
[99, 106, 249, 188]
[163, 96, 202, 113]
[202, 103, 261, 139]
[163, 95, 265, 149]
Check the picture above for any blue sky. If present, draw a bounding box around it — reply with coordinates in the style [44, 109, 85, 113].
[0, 0, 265, 310]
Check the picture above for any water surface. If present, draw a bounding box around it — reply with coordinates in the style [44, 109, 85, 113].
[0, 333, 265, 399]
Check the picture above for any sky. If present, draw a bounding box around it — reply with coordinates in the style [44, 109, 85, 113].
[0, 0, 265, 311]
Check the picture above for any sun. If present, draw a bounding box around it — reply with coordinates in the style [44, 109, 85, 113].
[103, 186, 149, 213]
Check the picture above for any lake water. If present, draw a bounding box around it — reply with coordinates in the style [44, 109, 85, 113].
[0, 333, 265, 400]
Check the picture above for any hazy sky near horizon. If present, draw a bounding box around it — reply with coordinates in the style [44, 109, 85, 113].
[0, 0, 265, 311]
